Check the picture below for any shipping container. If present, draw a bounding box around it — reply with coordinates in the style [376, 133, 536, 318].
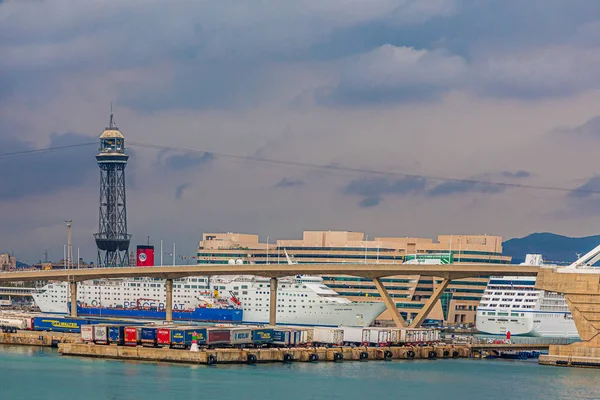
[271, 329, 292, 346]
[124, 326, 142, 346]
[94, 325, 108, 344]
[32, 317, 89, 333]
[229, 327, 252, 346]
[251, 328, 273, 344]
[363, 328, 390, 346]
[312, 327, 344, 345]
[206, 328, 231, 346]
[171, 327, 207, 349]
[156, 327, 172, 347]
[81, 325, 95, 343]
[141, 326, 159, 347]
[341, 327, 366, 344]
[295, 328, 311, 345]
[108, 325, 125, 345]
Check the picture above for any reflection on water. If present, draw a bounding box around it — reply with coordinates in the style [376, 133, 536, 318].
[1, 345, 599, 400]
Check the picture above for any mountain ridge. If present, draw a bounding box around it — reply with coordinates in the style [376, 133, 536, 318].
[502, 232, 600, 264]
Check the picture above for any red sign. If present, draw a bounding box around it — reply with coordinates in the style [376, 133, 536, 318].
[136, 245, 155, 267]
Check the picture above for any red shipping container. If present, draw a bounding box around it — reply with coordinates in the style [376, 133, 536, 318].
[157, 328, 172, 346]
[206, 328, 231, 345]
[124, 327, 141, 346]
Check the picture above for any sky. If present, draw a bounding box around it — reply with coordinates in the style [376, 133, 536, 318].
[3, 0, 600, 264]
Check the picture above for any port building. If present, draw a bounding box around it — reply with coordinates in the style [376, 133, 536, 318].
[196, 231, 511, 326]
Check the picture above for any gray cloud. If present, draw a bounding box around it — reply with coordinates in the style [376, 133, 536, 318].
[0, 132, 97, 200]
[175, 183, 190, 200]
[569, 176, 600, 199]
[165, 152, 214, 170]
[501, 170, 531, 179]
[427, 180, 506, 197]
[343, 176, 427, 206]
[317, 45, 467, 106]
[274, 178, 305, 188]
[554, 116, 600, 139]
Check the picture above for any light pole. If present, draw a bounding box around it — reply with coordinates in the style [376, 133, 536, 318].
[160, 240, 163, 266]
[172, 242, 176, 266]
[267, 237, 270, 265]
[65, 220, 72, 269]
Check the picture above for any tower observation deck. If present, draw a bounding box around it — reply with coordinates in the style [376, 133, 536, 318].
[94, 111, 131, 267]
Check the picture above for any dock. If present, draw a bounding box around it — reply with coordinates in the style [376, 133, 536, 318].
[0, 331, 79, 347]
[58, 342, 471, 364]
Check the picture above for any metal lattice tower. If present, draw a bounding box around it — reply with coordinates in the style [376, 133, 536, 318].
[93, 110, 132, 267]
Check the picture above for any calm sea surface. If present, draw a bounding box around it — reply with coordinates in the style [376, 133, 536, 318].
[1, 345, 599, 400]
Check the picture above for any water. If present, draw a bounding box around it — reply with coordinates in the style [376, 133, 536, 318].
[1, 345, 599, 400]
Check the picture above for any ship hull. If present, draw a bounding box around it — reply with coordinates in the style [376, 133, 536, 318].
[476, 310, 579, 338]
[73, 304, 243, 323]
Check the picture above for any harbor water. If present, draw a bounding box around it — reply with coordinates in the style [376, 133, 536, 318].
[1, 345, 598, 400]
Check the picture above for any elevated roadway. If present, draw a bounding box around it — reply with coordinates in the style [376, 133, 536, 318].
[0, 263, 541, 328]
[0, 263, 541, 282]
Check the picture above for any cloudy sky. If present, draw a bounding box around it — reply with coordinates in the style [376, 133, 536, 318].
[3, 0, 600, 264]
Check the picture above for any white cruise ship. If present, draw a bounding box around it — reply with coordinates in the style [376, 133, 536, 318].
[476, 254, 579, 338]
[31, 275, 386, 327]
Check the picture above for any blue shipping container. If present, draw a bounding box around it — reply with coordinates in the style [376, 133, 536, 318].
[141, 327, 158, 345]
[272, 330, 291, 345]
[108, 326, 125, 344]
[32, 317, 90, 333]
[170, 327, 207, 348]
[251, 328, 274, 344]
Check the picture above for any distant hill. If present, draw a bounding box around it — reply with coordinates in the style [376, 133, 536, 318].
[16, 261, 30, 269]
[503, 232, 600, 264]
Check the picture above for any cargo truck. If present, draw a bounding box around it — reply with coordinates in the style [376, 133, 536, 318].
[170, 327, 207, 349]
[93, 325, 109, 344]
[229, 327, 253, 346]
[206, 327, 231, 347]
[81, 325, 95, 343]
[312, 327, 344, 346]
[124, 326, 142, 346]
[141, 326, 159, 347]
[108, 325, 126, 345]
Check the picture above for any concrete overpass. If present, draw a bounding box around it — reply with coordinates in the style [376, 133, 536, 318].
[0, 263, 540, 328]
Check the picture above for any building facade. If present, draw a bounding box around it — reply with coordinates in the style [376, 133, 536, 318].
[197, 231, 511, 326]
[0, 253, 16, 272]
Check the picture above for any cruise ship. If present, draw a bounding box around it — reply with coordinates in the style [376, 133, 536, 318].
[476, 254, 579, 338]
[31, 275, 386, 327]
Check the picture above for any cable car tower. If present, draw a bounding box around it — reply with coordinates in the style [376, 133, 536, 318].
[94, 109, 131, 267]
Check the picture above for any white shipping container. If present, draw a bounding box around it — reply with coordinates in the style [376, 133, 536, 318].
[340, 327, 366, 344]
[93, 325, 108, 343]
[387, 328, 401, 344]
[0, 318, 27, 330]
[81, 325, 95, 342]
[363, 328, 390, 345]
[312, 327, 344, 345]
[230, 328, 253, 345]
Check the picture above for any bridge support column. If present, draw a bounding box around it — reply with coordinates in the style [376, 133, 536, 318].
[410, 278, 451, 328]
[165, 279, 173, 323]
[270, 277, 278, 326]
[372, 278, 407, 328]
[69, 281, 77, 318]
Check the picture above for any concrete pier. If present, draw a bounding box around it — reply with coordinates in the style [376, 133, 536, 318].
[1, 331, 79, 347]
[58, 342, 472, 365]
